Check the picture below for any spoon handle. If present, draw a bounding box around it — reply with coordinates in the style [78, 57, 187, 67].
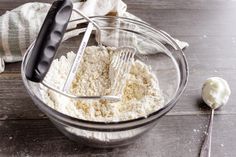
[200, 109, 215, 157]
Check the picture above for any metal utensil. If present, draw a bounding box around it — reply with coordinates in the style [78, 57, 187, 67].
[199, 109, 215, 157]
[200, 77, 231, 157]
[109, 47, 136, 97]
[24, 0, 136, 102]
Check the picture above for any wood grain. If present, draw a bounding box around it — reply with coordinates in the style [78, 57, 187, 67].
[0, 0, 236, 156]
[0, 115, 235, 157]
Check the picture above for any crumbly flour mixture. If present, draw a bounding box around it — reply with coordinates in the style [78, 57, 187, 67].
[41, 46, 164, 122]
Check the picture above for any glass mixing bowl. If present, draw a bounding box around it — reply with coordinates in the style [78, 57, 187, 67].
[21, 16, 188, 148]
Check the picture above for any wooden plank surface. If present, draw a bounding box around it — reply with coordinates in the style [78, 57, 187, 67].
[0, 115, 235, 157]
[0, 0, 236, 156]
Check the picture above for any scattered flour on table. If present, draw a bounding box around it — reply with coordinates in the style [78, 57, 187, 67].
[40, 46, 164, 122]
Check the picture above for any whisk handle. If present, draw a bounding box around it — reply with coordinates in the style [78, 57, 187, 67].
[25, 0, 73, 82]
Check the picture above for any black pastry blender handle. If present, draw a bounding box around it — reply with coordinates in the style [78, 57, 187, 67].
[25, 0, 73, 82]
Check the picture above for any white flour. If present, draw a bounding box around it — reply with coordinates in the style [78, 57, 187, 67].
[41, 46, 164, 122]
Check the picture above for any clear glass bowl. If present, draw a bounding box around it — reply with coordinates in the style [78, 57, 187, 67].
[21, 16, 188, 148]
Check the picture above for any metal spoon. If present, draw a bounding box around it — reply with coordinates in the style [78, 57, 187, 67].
[200, 77, 231, 157]
[199, 107, 216, 157]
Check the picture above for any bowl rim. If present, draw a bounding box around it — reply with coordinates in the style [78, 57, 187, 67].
[21, 16, 189, 130]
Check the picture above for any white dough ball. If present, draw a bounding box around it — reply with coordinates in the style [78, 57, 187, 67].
[202, 77, 231, 109]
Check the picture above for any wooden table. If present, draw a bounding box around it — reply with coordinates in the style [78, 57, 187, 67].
[0, 0, 236, 156]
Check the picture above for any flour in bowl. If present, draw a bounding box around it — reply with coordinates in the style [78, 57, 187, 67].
[41, 46, 164, 122]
